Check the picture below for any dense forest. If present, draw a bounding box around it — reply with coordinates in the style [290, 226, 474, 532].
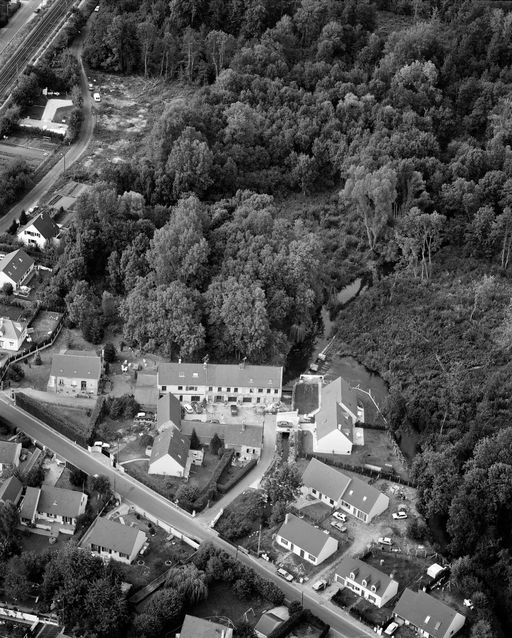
[38, 0, 512, 634]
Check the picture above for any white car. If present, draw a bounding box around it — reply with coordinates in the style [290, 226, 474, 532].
[312, 579, 327, 591]
[277, 568, 293, 582]
[93, 92, 101, 102]
[330, 520, 347, 533]
[384, 621, 399, 635]
[183, 403, 194, 414]
[88, 82, 93, 90]
[94, 4, 99, 11]
[392, 511, 408, 520]
[333, 511, 347, 522]
[378, 537, 393, 546]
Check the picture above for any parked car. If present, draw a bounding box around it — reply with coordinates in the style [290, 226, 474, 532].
[135, 412, 154, 423]
[330, 521, 347, 533]
[183, 404, 194, 414]
[230, 404, 239, 416]
[378, 537, 393, 546]
[191, 401, 203, 414]
[94, 4, 100, 11]
[277, 568, 293, 582]
[209, 418, 220, 424]
[384, 621, 399, 635]
[333, 511, 347, 522]
[392, 511, 408, 520]
[312, 579, 327, 591]
[88, 82, 93, 90]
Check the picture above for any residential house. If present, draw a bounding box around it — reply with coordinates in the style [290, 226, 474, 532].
[254, 612, 284, 638]
[148, 427, 191, 477]
[224, 424, 263, 461]
[177, 614, 233, 638]
[19, 485, 87, 534]
[157, 392, 182, 432]
[0, 475, 23, 505]
[0, 316, 27, 351]
[276, 513, 338, 565]
[0, 249, 35, 291]
[158, 361, 283, 405]
[80, 517, 147, 564]
[47, 350, 102, 395]
[393, 589, 466, 638]
[301, 458, 389, 523]
[313, 377, 360, 455]
[17, 210, 60, 250]
[335, 557, 399, 608]
[0, 440, 21, 473]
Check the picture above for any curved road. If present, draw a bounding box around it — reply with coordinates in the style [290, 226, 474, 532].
[0, 393, 375, 638]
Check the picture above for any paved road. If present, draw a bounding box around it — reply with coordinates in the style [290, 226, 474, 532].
[0, 393, 375, 638]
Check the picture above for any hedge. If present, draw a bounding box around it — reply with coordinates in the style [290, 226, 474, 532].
[88, 396, 105, 435]
[192, 449, 234, 511]
[217, 458, 257, 494]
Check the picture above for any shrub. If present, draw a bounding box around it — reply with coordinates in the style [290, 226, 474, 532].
[7, 362, 24, 382]
[209, 432, 222, 454]
[2, 282, 13, 296]
[190, 428, 201, 450]
[34, 352, 42, 365]
[140, 434, 154, 448]
[217, 459, 257, 494]
[103, 342, 116, 363]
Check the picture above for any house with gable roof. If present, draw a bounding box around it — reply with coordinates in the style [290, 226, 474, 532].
[0, 316, 27, 351]
[20, 485, 87, 534]
[224, 423, 263, 461]
[149, 427, 191, 477]
[157, 392, 182, 432]
[177, 615, 233, 638]
[313, 377, 360, 455]
[0, 248, 35, 291]
[276, 513, 338, 565]
[393, 589, 465, 638]
[335, 557, 399, 608]
[0, 440, 21, 474]
[18, 210, 61, 250]
[47, 350, 102, 395]
[80, 517, 147, 564]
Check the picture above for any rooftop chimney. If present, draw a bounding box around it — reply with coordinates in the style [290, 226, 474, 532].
[285, 513, 289, 524]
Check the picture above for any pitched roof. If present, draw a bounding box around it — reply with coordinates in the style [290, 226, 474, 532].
[81, 517, 146, 555]
[394, 589, 465, 638]
[38, 485, 86, 518]
[277, 514, 336, 557]
[180, 615, 232, 638]
[158, 362, 282, 390]
[224, 424, 263, 449]
[254, 612, 283, 637]
[0, 440, 21, 465]
[50, 351, 101, 380]
[341, 473, 386, 515]
[0, 317, 26, 342]
[20, 486, 40, 520]
[316, 377, 358, 440]
[0, 475, 23, 504]
[157, 393, 182, 430]
[23, 211, 60, 240]
[336, 557, 397, 594]
[302, 458, 351, 502]
[149, 427, 190, 469]
[0, 249, 34, 285]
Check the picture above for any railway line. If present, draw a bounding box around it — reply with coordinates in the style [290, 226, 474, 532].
[0, 0, 77, 101]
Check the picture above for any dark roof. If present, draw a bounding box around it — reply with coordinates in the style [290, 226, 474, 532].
[180, 615, 232, 638]
[302, 458, 351, 502]
[316, 377, 358, 440]
[149, 427, 190, 469]
[26, 211, 60, 239]
[81, 517, 146, 555]
[20, 486, 40, 520]
[336, 557, 397, 594]
[394, 589, 465, 638]
[38, 485, 86, 518]
[134, 372, 158, 408]
[341, 474, 385, 515]
[157, 393, 182, 430]
[158, 362, 282, 389]
[0, 249, 34, 284]
[254, 612, 283, 637]
[277, 514, 336, 557]
[50, 351, 101, 380]
[224, 425, 263, 449]
[0, 475, 23, 504]
[0, 440, 21, 465]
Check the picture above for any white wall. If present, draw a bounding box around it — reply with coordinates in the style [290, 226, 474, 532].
[314, 429, 353, 455]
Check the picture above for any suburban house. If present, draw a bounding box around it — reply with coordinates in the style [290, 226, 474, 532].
[0, 475, 23, 505]
[158, 361, 283, 405]
[0, 249, 35, 291]
[157, 392, 182, 432]
[17, 210, 60, 250]
[0, 440, 22, 473]
[393, 589, 466, 638]
[19, 485, 87, 534]
[301, 458, 389, 523]
[254, 611, 284, 638]
[80, 517, 147, 564]
[224, 424, 263, 461]
[47, 350, 102, 395]
[335, 557, 399, 608]
[313, 377, 360, 455]
[148, 427, 191, 477]
[0, 316, 28, 351]
[177, 615, 233, 638]
[276, 513, 338, 565]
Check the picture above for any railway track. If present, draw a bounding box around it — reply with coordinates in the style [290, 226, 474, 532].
[0, 0, 77, 101]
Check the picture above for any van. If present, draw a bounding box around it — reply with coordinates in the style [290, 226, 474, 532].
[93, 92, 101, 102]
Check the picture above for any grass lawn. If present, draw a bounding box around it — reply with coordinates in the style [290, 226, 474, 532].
[0, 303, 24, 321]
[293, 381, 319, 415]
[300, 502, 332, 523]
[30, 310, 62, 344]
[189, 582, 270, 627]
[19, 529, 71, 554]
[56, 405, 92, 429]
[365, 549, 428, 591]
[52, 105, 74, 123]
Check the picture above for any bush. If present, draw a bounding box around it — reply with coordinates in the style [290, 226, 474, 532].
[140, 434, 154, 448]
[191, 449, 234, 512]
[2, 282, 13, 296]
[107, 394, 139, 420]
[103, 342, 116, 363]
[217, 459, 257, 494]
[34, 352, 42, 365]
[7, 362, 24, 382]
[209, 432, 223, 454]
[190, 428, 201, 450]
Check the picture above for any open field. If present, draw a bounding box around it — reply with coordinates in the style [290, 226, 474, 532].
[0, 136, 57, 171]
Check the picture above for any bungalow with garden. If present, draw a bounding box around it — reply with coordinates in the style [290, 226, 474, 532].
[177, 614, 233, 638]
[224, 423, 263, 461]
[393, 589, 466, 638]
[0, 248, 35, 291]
[80, 517, 147, 564]
[19, 485, 87, 534]
[0, 316, 27, 351]
[0, 475, 23, 505]
[276, 513, 338, 565]
[158, 361, 283, 405]
[47, 350, 102, 395]
[313, 377, 361, 455]
[301, 458, 389, 523]
[335, 557, 399, 608]
[148, 426, 191, 478]
[0, 440, 21, 474]
[18, 210, 60, 250]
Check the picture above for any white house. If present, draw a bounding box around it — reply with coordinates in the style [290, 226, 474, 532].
[80, 517, 147, 564]
[177, 615, 233, 638]
[19, 485, 87, 534]
[313, 377, 360, 455]
[0, 249, 35, 291]
[276, 513, 338, 565]
[148, 427, 191, 477]
[301, 458, 389, 523]
[0, 317, 27, 351]
[224, 424, 263, 461]
[0, 440, 21, 474]
[335, 557, 399, 608]
[158, 361, 283, 405]
[394, 589, 466, 638]
[18, 210, 60, 250]
[47, 350, 102, 395]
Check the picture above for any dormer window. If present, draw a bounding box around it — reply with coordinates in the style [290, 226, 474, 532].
[192, 372, 198, 377]
[349, 572, 355, 580]
[371, 585, 376, 592]
[362, 579, 367, 587]
[179, 372, 185, 378]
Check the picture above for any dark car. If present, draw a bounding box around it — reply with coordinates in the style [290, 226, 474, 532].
[230, 404, 239, 416]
